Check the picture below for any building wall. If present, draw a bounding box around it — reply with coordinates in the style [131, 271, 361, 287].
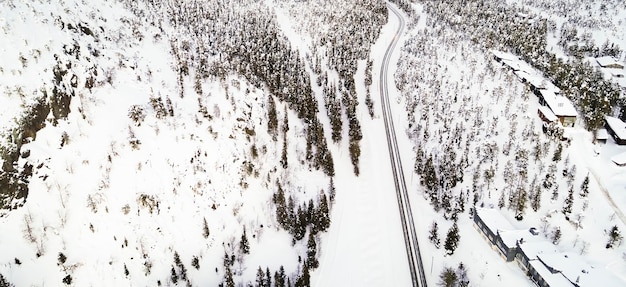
[559, 115, 576, 127]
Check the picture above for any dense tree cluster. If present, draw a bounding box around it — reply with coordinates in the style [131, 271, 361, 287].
[273, 183, 331, 241]
[279, 0, 387, 175]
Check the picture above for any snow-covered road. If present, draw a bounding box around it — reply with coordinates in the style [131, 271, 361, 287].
[312, 4, 415, 286]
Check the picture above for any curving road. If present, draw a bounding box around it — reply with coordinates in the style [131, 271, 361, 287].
[379, 4, 428, 287]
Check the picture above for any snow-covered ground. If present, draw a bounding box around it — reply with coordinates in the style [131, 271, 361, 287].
[2, 0, 626, 286]
[312, 9, 411, 286]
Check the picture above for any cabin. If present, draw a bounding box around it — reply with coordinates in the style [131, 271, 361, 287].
[596, 56, 624, 69]
[604, 116, 626, 145]
[540, 90, 577, 127]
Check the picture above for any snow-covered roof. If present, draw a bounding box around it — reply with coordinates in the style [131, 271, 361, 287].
[498, 229, 542, 249]
[596, 56, 624, 69]
[538, 105, 558, 122]
[611, 152, 626, 166]
[542, 93, 577, 117]
[605, 116, 626, 139]
[475, 208, 514, 232]
[539, 252, 625, 287]
[597, 128, 609, 140]
[491, 50, 517, 61]
[520, 71, 561, 92]
[528, 259, 573, 287]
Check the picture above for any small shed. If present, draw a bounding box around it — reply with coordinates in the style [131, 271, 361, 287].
[596, 128, 609, 144]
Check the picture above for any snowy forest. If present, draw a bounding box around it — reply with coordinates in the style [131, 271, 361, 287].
[1, 0, 626, 286]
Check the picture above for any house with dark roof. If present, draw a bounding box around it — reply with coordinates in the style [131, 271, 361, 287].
[473, 208, 626, 287]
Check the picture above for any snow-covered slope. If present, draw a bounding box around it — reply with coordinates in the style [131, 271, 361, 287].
[0, 0, 335, 285]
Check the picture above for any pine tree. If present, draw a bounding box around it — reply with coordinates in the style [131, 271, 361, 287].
[306, 232, 319, 269]
[438, 267, 457, 287]
[552, 143, 563, 162]
[225, 266, 235, 287]
[240, 227, 250, 254]
[531, 186, 542, 212]
[580, 174, 589, 197]
[444, 222, 460, 255]
[281, 132, 288, 169]
[515, 186, 528, 220]
[551, 227, 562, 245]
[265, 267, 272, 287]
[256, 267, 266, 287]
[296, 263, 310, 287]
[606, 225, 623, 249]
[315, 193, 330, 233]
[456, 263, 469, 287]
[267, 96, 278, 140]
[428, 221, 441, 248]
[562, 187, 574, 219]
[171, 266, 179, 284]
[0, 273, 15, 287]
[329, 178, 336, 205]
[274, 266, 286, 287]
[294, 205, 307, 240]
[203, 217, 210, 239]
[274, 183, 288, 229]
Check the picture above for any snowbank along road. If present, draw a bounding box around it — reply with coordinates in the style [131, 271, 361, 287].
[380, 4, 428, 287]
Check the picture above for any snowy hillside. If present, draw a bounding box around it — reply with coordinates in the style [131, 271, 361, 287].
[0, 0, 357, 285]
[2, 0, 626, 286]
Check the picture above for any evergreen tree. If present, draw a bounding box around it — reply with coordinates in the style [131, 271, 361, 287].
[287, 196, 296, 232]
[274, 184, 288, 229]
[274, 266, 286, 287]
[294, 205, 307, 240]
[562, 187, 574, 219]
[606, 225, 623, 249]
[267, 96, 278, 140]
[498, 190, 505, 209]
[171, 266, 179, 284]
[428, 221, 441, 248]
[444, 222, 460, 255]
[296, 263, 310, 287]
[515, 186, 528, 221]
[0, 274, 14, 287]
[329, 178, 336, 205]
[456, 263, 469, 287]
[315, 192, 330, 233]
[306, 232, 319, 269]
[531, 186, 542, 212]
[551, 227, 562, 245]
[438, 267, 457, 287]
[256, 267, 266, 287]
[281, 132, 288, 169]
[580, 174, 589, 197]
[552, 143, 563, 162]
[225, 266, 235, 287]
[240, 227, 250, 254]
[203, 217, 210, 239]
[265, 267, 272, 287]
